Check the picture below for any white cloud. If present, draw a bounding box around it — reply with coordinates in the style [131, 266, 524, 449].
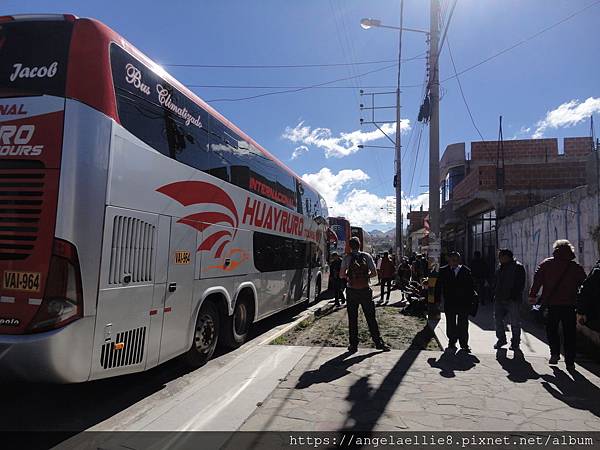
[301, 167, 369, 208]
[532, 97, 600, 138]
[283, 120, 411, 158]
[301, 167, 429, 230]
[291, 145, 309, 160]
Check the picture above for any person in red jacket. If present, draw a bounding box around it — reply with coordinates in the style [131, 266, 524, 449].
[528, 239, 587, 370]
[379, 251, 396, 303]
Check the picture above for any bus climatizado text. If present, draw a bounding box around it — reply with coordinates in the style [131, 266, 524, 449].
[0, 14, 330, 382]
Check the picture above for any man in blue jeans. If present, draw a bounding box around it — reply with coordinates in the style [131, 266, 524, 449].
[493, 249, 526, 351]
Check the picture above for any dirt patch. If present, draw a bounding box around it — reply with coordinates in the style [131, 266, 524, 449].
[271, 304, 441, 351]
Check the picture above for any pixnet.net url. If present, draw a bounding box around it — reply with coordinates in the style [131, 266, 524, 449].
[288, 433, 596, 448]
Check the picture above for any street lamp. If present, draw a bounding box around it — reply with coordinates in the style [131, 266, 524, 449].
[359, 18, 381, 29]
[360, 17, 429, 34]
[359, 8, 428, 261]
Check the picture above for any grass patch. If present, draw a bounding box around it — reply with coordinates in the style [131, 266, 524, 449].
[270, 304, 441, 351]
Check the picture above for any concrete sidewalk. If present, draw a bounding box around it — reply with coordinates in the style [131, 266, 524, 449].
[433, 302, 550, 358]
[239, 293, 600, 432]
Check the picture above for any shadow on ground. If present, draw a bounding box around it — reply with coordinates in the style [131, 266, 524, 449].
[340, 326, 436, 433]
[1, 302, 309, 442]
[427, 349, 480, 378]
[541, 366, 600, 419]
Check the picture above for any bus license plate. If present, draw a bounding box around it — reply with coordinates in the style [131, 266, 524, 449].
[3, 271, 41, 292]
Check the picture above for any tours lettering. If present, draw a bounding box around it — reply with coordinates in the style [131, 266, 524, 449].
[0, 125, 43, 156]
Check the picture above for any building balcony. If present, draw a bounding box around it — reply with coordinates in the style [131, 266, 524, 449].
[440, 200, 463, 227]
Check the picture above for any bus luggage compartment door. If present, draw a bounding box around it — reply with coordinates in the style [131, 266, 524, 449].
[91, 207, 161, 379]
[158, 217, 196, 363]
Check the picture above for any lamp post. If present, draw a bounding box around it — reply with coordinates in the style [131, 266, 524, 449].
[360, 8, 428, 262]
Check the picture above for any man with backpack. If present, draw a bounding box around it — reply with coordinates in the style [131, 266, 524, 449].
[528, 240, 587, 370]
[339, 237, 390, 353]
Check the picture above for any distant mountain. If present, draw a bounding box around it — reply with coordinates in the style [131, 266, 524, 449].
[369, 229, 385, 238]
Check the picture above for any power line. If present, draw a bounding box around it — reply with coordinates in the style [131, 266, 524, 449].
[408, 123, 425, 196]
[447, 38, 485, 141]
[205, 63, 397, 102]
[202, 0, 600, 103]
[441, 0, 600, 83]
[163, 54, 426, 69]
[188, 84, 399, 89]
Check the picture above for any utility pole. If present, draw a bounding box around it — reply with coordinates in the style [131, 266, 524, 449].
[359, 7, 429, 261]
[428, 0, 441, 268]
[394, 0, 405, 261]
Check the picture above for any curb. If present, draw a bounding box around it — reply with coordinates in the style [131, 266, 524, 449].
[258, 298, 337, 346]
[427, 317, 446, 350]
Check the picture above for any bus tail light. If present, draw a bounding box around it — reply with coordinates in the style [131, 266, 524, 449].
[26, 239, 83, 333]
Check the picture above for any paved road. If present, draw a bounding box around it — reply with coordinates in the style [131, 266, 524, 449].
[1, 299, 323, 437]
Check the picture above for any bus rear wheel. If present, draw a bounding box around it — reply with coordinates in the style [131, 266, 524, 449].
[221, 295, 253, 349]
[185, 301, 220, 368]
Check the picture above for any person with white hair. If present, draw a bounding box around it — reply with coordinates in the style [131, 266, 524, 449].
[528, 239, 587, 371]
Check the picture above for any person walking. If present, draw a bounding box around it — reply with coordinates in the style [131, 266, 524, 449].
[493, 249, 526, 351]
[329, 252, 346, 307]
[470, 251, 489, 305]
[379, 251, 395, 303]
[528, 240, 587, 370]
[339, 237, 390, 353]
[577, 258, 600, 332]
[434, 251, 475, 352]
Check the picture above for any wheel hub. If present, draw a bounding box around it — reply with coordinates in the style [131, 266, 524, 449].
[195, 314, 215, 352]
[234, 303, 248, 335]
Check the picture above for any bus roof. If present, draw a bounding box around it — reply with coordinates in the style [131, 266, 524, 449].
[3, 14, 321, 200]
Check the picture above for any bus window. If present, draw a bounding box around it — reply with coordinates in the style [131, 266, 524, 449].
[253, 232, 306, 272]
[116, 93, 171, 157]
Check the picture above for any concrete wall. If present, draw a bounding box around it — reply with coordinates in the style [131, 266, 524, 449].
[498, 185, 600, 288]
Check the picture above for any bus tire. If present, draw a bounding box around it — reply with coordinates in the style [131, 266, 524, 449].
[221, 294, 254, 349]
[185, 301, 220, 368]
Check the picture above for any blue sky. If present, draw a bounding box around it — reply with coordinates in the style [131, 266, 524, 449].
[6, 0, 600, 230]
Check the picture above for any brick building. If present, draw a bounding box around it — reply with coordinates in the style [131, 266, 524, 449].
[407, 209, 428, 254]
[439, 136, 593, 269]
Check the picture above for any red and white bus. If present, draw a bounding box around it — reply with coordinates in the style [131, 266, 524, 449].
[0, 14, 329, 382]
[328, 217, 351, 255]
[350, 226, 372, 254]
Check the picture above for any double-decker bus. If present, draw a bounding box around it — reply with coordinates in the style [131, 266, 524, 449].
[0, 14, 329, 382]
[351, 226, 372, 254]
[328, 217, 351, 255]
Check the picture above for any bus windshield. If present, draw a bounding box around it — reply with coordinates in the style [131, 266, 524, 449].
[0, 20, 72, 98]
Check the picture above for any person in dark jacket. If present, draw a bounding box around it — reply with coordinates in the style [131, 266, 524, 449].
[528, 239, 587, 370]
[470, 251, 489, 305]
[434, 251, 475, 352]
[330, 252, 346, 307]
[493, 249, 526, 350]
[577, 259, 600, 332]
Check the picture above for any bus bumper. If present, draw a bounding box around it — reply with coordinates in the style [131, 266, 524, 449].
[0, 316, 95, 383]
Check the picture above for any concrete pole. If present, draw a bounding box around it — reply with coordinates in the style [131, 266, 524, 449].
[428, 0, 441, 268]
[394, 0, 405, 261]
